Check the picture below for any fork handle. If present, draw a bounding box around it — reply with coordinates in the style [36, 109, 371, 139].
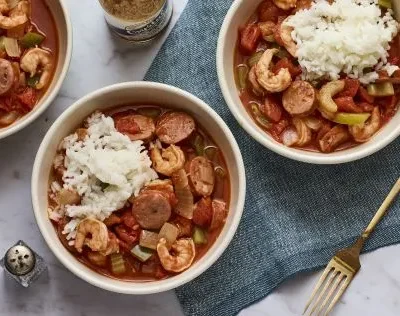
[361, 177, 400, 240]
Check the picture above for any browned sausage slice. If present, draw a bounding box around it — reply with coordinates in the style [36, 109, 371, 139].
[155, 111, 196, 144]
[132, 190, 171, 229]
[282, 80, 316, 116]
[0, 59, 14, 96]
[188, 156, 215, 196]
[114, 114, 155, 141]
[210, 199, 227, 231]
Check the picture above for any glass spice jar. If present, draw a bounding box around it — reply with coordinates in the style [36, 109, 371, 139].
[98, 0, 173, 42]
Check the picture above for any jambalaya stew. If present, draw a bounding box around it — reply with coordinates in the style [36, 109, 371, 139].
[48, 106, 229, 281]
[236, 0, 400, 153]
[0, 0, 57, 127]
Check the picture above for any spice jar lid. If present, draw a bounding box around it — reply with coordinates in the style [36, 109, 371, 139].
[5, 245, 36, 276]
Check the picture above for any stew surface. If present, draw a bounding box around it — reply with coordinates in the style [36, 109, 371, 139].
[235, 0, 400, 153]
[48, 105, 230, 281]
[0, 0, 58, 128]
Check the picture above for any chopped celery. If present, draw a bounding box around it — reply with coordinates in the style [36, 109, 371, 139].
[204, 145, 218, 160]
[27, 75, 40, 88]
[110, 253, 126, 274]
[250, 102, 272, 129]
[20, 32, 45, 48]
[158, 223, 179, 248]
[191, 133, 204, 156]
[367, 82, 394, 96]
[247, 50, 264, 68]
[131, 245, 153, 262]
[333, 112, 371, 125]
[378, 0, 392, 8]
[137, 107, 161, 118]
[236, 64, 248, 90]
[139, 230, 159, 250]
[193, 226, 207, 245]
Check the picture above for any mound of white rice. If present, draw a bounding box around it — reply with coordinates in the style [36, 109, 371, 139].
[60, 112, 158, 235]
[286, 0, 399, 83]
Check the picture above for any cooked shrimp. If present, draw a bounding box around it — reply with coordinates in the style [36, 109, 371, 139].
[280, 19, 297, 57]
[273, 0, 297, 10]
[100, 232, 120, 256]
[157, 238, 195, 273]
[0, 0, 29, 29]
[74, 218, 109, 253]
[349, 107, 381, 143]
[150, 144, 185, 176]
[20, 48, 53, 90]
[255, 49, 292, 93]
[292, 117, 312, 146]
[248, 66, 264, 96]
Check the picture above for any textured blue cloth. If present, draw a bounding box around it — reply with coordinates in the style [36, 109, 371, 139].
[145, 1, 400, 315]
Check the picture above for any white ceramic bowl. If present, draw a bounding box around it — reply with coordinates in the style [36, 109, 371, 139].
[0, 0, 72, 140]
[217, 0, 400, 164]
[32, 82, 246, 294]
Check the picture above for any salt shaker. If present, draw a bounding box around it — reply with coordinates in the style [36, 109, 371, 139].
[98, 0, 173, 42]
[0, 240, 47, 287]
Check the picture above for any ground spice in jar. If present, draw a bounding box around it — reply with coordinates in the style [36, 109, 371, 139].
[100, 0, 165, 22]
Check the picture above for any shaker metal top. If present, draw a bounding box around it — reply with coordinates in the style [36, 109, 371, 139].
[5, 245, 36, 276]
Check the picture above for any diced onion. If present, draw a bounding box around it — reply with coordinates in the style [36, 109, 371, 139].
[4, 37, 20, 57]
[282, 127, 299, 147]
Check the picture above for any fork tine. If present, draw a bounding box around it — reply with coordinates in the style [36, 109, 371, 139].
[308, 269, 338, 316]
[316, 274, 344, 315]
[323, 276, 351, 316]
[303, 266, 334, 315]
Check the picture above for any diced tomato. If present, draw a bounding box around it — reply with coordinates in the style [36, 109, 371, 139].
[377, 70, 389, 79]
[388, 56, 400, 66]
[334, 97, 362, 113]
[316, 122, 332, 143]
[357, 86, 375, 104]
[335, 79, 360, 98]
[270, 118, 289, 141]
[118, 239, 132, 253]
[357, 102, 374, 112]
[260, 95, 282, 123]
[193, 197, 212, 227]
[115, 225, 139, 245]
[17, 87, 37, 110]
[272, 57, 302, 77]
[121, 210, 138, 229]
[258, 0, 287, 23]
[114, 115, 141, 135]
[273, 16, 286, 47]
[379, 95, 398, 122]
[240, 24, 261, 55]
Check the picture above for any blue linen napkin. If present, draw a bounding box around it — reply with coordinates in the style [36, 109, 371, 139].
[145, 1, 400, 315]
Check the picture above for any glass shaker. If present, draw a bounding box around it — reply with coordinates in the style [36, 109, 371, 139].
[98, 0, 173, 42]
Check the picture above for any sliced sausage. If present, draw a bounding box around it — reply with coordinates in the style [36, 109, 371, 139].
[319, 125, 350, 153]
[131, 190, 171, 229]
[210, 200, 227, 231]
[155, 111, 196, 144]
[282, 80, 316, 116]
[188, 156, 215, 196]
[114, 114, 155, 141]
[193, 197, 213, 227]
[171, 169, 194, 219]
[0, 59, 14, 96]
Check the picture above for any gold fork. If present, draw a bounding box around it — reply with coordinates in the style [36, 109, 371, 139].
[303, 177, 400, 316]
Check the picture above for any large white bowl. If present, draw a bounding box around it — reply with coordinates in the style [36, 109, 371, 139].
[0, 0, 72, 140]
[32, 82, 246, 294]
[217, 0, 400, 164]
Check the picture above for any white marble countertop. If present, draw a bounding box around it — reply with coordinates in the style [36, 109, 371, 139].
[0, 1, 399, 315]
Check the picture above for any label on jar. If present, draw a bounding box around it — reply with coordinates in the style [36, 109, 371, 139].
[104, 1, 173, 42]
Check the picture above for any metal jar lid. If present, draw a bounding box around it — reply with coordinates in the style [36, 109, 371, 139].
[5, 245, 36, 276]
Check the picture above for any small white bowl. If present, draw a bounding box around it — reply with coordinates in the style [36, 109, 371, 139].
[0, 0, 72, 140]
[217, 0, 400, 164]
[32, 82, 246, 294]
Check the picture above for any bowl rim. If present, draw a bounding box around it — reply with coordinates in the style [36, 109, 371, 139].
[0, 0, 73, 140]
[216, 0, 400, 165]
[31, 81, 246, 294]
